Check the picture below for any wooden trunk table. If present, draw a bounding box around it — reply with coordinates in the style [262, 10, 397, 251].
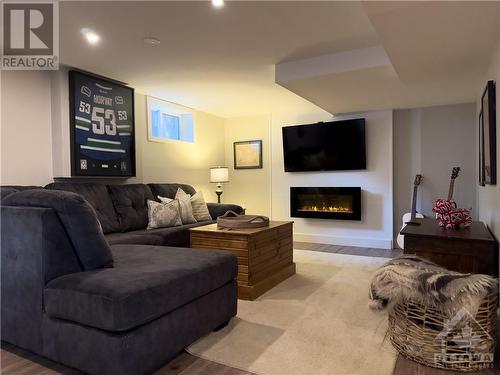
[401, 218, 498, 276]
[190, 221, 295, 300]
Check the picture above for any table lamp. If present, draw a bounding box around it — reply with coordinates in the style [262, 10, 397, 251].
[210, 166, 229, 203]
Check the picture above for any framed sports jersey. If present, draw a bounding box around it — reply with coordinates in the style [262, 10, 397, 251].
[69, 70, 136, 177]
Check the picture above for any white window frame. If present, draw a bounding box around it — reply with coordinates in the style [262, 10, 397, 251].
[146, 96, 195, 144]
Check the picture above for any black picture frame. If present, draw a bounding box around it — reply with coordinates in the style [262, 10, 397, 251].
[233, 140, 263, 169]
[481, 80, 496, 185]
[69, 70, 136, 177]
[479, 110, 485, 186]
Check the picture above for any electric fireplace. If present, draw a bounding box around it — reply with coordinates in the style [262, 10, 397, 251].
[290, 187, 361, 220]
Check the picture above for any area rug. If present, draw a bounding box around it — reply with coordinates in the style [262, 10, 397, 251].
[187, 249, 397, 375]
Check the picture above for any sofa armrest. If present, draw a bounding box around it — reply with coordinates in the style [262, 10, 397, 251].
[206, 203, 244, 219]
[0, 206, 82, 353]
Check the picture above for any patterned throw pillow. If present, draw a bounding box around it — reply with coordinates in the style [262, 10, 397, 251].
[190, 191, 212, 222]
[147, 199, 182, 230]
[174, 188, 197, 224]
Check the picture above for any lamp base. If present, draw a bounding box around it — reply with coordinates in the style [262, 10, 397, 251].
[215, 184, 223, 204]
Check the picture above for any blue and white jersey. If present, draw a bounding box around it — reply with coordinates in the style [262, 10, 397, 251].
[74, 82, 133, 161]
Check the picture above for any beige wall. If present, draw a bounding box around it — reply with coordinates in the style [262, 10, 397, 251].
[223, 114, 271, 214]
[393, 103, 477, 247]
[1, 70, 226, 197]
[135, 93, 226, 201]
[1, 71, 53, 185]
[3, 66, 488, 253]
[271, 110, 394, 249]
[50, 67, 71, 178]
[477, 35, 500, 242]
[224, 108, 395, 249]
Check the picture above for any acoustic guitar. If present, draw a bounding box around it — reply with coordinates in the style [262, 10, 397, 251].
[434, 166, 461, 213]
[396, 174, 423, 249]
[447, 167, 461, 201]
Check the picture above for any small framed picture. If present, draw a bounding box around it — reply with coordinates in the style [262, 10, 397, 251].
[233, 140, 262, 169]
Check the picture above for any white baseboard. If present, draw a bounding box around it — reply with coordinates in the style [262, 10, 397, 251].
[293, 232, 393, 250]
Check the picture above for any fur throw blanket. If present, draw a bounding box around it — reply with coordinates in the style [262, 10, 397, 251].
[369, 255, 498, 318]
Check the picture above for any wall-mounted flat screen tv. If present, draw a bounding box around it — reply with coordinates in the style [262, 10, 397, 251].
[282, 118, 366, 172]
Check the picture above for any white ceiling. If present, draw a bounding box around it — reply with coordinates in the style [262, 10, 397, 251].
[60, 1, 500, 118]
[278, 1, 500, 114]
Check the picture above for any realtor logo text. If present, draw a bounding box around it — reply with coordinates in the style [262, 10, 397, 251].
[1, 1, 59, 70]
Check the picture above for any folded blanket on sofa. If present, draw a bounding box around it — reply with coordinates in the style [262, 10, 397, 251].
[369, 255, 498, 318]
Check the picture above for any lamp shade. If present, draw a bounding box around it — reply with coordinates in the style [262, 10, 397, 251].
[210, 167, 229, 183]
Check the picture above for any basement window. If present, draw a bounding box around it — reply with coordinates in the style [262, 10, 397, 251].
[147, 96, 195, 143]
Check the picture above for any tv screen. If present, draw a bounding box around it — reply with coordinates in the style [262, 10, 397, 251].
[282, 119, 366, 172]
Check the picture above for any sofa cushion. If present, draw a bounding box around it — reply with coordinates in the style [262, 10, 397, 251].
[108, 184, 154, 232]
[145, 221, 213, 246]
[105, 231, 164, 246]
[105, 221, 213, 247]
[148, 183, 196, 200]
[1, 185, 42, 201]
[2, 190, 113, 270]
[0, 187, 20, 200]
[46, 183, 121, 234]
[43, 245, 237, 332]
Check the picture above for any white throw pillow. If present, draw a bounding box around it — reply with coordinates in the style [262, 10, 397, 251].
[190, 191, 212, 222]
[158, 195, 173, 203]
[174, 188, 197, 224]
[147, 199, 182, 230]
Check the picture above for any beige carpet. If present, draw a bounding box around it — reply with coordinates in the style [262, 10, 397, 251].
[188, 249, 397, 375]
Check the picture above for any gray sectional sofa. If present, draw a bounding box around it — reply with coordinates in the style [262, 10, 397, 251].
[0, 183, 243, 374]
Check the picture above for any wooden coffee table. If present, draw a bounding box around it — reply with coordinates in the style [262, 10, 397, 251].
[190, 221, 295, 300]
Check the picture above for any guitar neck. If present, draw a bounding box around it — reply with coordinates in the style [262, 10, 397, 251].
[447, 180, 455, 200]
[410, 185, 418, 220]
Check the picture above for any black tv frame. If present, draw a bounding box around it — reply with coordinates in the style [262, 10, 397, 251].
[282, 118, 366, 172]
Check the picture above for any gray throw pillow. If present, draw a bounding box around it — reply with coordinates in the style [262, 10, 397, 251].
[190, 191, 212, 222]
[174, 188, 197, 224]
[147, 199, 182, 230]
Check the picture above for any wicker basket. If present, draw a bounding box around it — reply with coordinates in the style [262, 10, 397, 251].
[388, 291, 498, 372]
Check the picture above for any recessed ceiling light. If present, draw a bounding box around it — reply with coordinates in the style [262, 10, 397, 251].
[80, 28, 100, 45]
[212, 0, 224, 8]
[143, 37, 161, 45]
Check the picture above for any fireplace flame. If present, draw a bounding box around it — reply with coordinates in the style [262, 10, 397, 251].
[298, 204, 353, 214]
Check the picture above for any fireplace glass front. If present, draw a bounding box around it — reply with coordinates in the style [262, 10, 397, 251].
[290, 187, 361, 220]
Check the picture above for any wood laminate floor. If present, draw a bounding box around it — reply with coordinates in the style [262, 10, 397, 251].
[2, 243, 497, 375]
[0, 343, 251, 375]
[393, 354, 500, 375]
[294, 241, 403, 258]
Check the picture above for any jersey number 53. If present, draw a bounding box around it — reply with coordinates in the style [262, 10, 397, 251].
[91, 107, 117, 136]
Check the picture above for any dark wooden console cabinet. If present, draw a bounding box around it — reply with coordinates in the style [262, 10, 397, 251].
[401, 218, 498, 276]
